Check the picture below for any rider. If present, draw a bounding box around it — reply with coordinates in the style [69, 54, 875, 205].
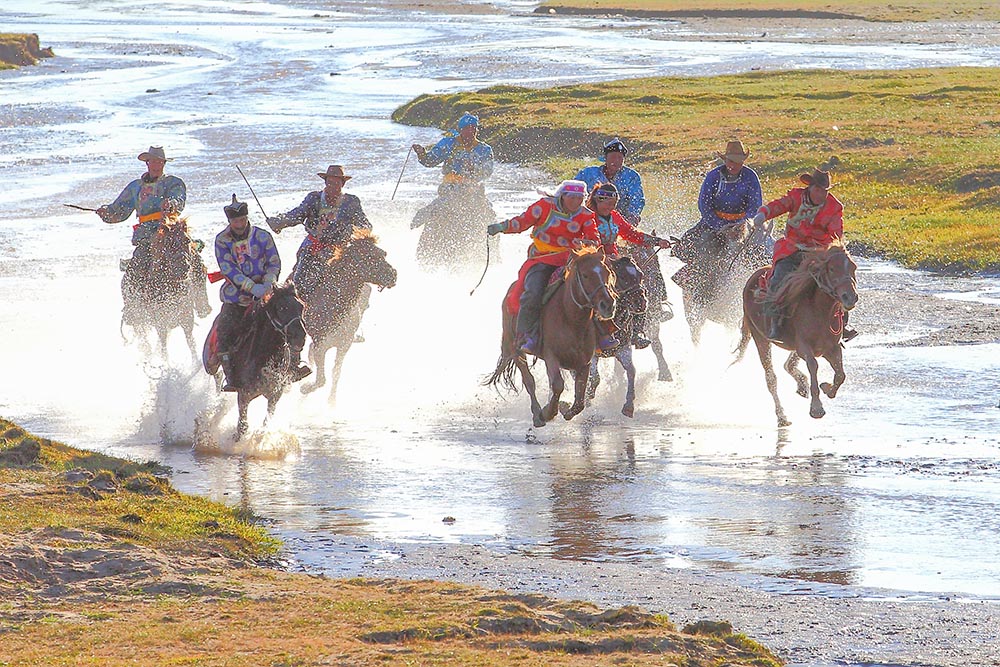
[587, 182, 672, 350]
[215, 195, 310, 392]
[410, 112, 495, 229]
[751, 167, 857, 342]
[487, 179, 603, 356]
[266, 165, 371, 300]
[674, 140, 763, 271]
[97, 145, 187, 278]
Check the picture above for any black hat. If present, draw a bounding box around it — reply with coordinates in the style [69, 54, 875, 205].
[224, 193, 248, 220]
[603, 137, 628, 155]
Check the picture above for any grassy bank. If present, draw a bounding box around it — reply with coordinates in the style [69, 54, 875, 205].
[0, 419, 782, 666]
[0, 33, 53, 69]
[538, 0, 1000, 22]
[394, 66, 1000, 272]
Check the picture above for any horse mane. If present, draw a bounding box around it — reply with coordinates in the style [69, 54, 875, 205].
[768, 240, 850, 306]
[351, 227, 378, 243]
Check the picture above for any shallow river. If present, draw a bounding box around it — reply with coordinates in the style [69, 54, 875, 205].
[2, 0, 1000, 642]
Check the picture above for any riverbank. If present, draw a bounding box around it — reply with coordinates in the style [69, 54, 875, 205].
[393, 66, 1000, 272]
[0, 418, 780, 666]
[0, 33, 52, 69]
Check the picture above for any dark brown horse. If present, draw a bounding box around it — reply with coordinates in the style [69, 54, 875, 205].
[121, 215, 211, 361]
[296, 229, 398, 404]
[623, 243, 674, 382]
[586, 254, 647, 417]
[733, 241, 858, 426]
[203, 283, 307, 440]
[486, 246, 617, 428]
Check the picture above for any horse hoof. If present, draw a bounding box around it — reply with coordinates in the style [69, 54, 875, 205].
[622, 405, 634, 418]
[778, 417, 792, 427]
[796, 387, 808, 398]
[658, 370, 673, 382]
[809, 406, 826, 419]
[533, 416, 546, 428]
[300, 383, 316, 395]
[820, 382, 838, 399]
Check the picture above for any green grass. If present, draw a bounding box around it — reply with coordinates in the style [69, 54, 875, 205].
[394, 67, 1000, 271]
[538, 0, 1000, 22]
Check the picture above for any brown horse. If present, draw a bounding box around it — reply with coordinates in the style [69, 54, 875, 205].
[203, 283, 307, 440]
[296, 229, 398, 404]
[121, 214, 211, 361]
[486, 246, 617, 428]
[733, 241, 858, 426]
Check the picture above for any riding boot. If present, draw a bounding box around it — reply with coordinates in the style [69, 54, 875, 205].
[595, 319, 619, 352]
[631, 312, 651, 350]
[763, 302, 783, 341]
[220, 353, 239, 392]
[288, 349, 312, 382]
[842, 311, 859, 342]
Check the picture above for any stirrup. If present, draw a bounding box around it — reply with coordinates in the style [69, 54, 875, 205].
[597, 335, 619, 351]
[632, 335, 651, 350]
[290, 364, 312, 382]
[842, 328, 859, 343]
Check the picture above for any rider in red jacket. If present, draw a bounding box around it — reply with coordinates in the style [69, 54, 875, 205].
[752, 167, 856, 341]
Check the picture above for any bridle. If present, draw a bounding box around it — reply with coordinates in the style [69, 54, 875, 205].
[264, 295, 304, 338]
[568, 259, 613, 311]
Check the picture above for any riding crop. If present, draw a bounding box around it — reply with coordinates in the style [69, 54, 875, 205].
[235, 164, 269, 219]
[391, 146, 412, 201]
[63, 204, 98, 212]
[469, 234, 491, 296]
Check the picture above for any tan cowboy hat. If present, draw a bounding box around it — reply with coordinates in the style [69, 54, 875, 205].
[799, 167, 835, 189]
[137, 146, 170, 162]
[317, 164, 352, 181]
[717, 140, 750, 163]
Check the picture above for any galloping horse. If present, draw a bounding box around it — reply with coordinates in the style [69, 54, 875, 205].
[486, 246, 617, 428]
[296, 229, 398, 404]
[413, 183, 497, 270]
[733, 241, 858, 426]
[203, 283, 307, 440]
[121, 214, 211, 361]
[586, 254, 647, 418]
[624, 243, 674, 382]
[673, 222, 770, 345]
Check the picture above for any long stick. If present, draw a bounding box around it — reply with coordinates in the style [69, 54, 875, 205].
[469, 234, 491, 296]
[235, 164, 268, 219]
[64, 204, 98, 212]
[391, 147, 412, 201]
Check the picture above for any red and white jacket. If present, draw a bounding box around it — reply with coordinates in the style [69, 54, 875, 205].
[759, 188, 844, 263]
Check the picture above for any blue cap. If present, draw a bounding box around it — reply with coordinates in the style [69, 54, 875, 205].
[457, 113, 479, 129]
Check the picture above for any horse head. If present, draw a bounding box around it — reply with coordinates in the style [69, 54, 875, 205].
[610, 255, 644, 294]
[261, 282, 307, 353]
[337, 228, 397, 290]
[150, 214, 194, 282]
[815, 242, 858, 310]
[566, 246, 617, 321]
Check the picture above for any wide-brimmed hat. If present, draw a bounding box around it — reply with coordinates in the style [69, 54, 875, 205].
[317, 164, 352, 181]
[138, 146, 170, 162]
[224, 194, 248, 220]
[800, 167, 835, 190]
[717, 140, 750, 163]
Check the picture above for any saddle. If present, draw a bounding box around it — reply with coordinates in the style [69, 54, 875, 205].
[202, 305, 261, 376]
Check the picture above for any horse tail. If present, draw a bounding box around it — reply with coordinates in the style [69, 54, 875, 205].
[484, 351, 518, 393]
[730, 313, 752, 368]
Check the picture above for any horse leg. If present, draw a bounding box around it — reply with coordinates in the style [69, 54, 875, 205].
[183, 318, 198, 365]
[752, 332, 790, 427]
[236, 392, 250, 441]
[820, 344, 846, 399]
[684, 292, 703, 346]
[648, 324, 673, 382]
[540, 362, 565, 423]
[301, 341, 328, 395]
[263, 390, 282, 427]
[561, 367, 590, 421]
[802, 353, 826, 419]
[619, 346, 637, 418]
[784, 352, 809, 398]
[586, 356, 600, 402]
[514, 355, 545, 428]
[327, 344, 351, 406]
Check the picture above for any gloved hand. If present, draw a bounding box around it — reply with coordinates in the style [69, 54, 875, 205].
[249, 282, 268, 299]
[96, 206, 113, 223]
[487, 223, 504, 236]
[654, 237, 671, 249]
[262, 274, 277, 286]
[751, 212, 766, 229]
[266, 217, 282, 233]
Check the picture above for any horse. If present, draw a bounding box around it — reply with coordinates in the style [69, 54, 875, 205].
[121, 215, 211, 362]
[585, 254, 648, 418]
[295, 229, 398, 404]
[623, 242, 674, 382]
[486, 246, 617, 428]
[672, 221, 771, 346]
[203, 283, 307, 440]
[412, 182, 498, 270]
[733, 241, 858, 426]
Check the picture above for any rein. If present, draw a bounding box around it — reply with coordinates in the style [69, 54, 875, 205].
[263, 300, 302, 338]
[567, 261, 609, 312]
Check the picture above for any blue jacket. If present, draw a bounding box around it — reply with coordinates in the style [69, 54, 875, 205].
[574, 165, 645, 225]
[697, 164, 763, 230]
[214, 225, 281, 306]
[103, 173, 187, 245]
[271, 191, 371, 252]
[419, 136, 494, 183]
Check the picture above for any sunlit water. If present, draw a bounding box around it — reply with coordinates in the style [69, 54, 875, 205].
[2, 0, 1000, 609]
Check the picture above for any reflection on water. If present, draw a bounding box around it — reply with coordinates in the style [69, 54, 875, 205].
[3, 0, 1000, 603]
